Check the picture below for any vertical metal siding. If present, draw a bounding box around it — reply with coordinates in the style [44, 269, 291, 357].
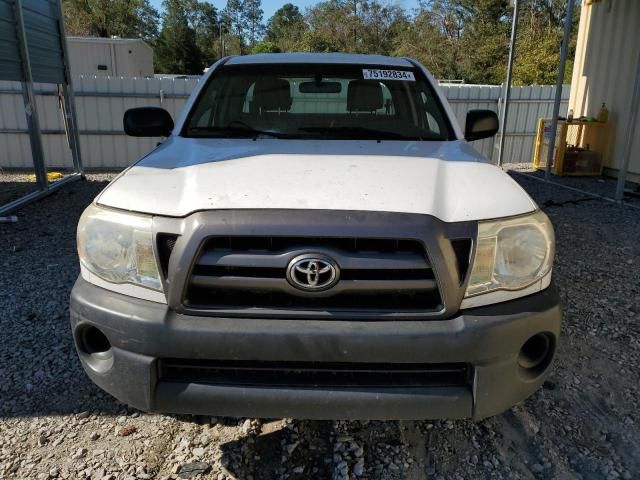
[20, 0, 65, 83]
[569, 0, 640, 177]
[441, 84, 501, 160]
[440, 83, 568, 164]
[0, 0, 23, 81]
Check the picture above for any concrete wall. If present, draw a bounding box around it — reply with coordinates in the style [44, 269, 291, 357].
[569, 0, 640, 180]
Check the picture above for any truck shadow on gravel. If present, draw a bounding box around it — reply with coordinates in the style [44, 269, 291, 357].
[219, 420, 335, 480]
[216, 419, 414, 480]
[0, 181, 41, 207]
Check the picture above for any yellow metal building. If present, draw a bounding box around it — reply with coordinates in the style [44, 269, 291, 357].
[569, 0, 640, 182]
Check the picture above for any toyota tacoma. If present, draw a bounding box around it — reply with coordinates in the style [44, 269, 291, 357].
[71, 53, 561, 420]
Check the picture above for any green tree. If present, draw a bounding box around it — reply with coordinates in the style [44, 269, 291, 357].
[265, 3, 305, 51]
[300, 0, 409, 55]
[393, 2, 462, 81]
[64, 0, 581, 85]
[357, 1, 408, 55]
[244, 0, 264, 46]
[155, 0, 204, 74]
[222, 0, 246, 54]
[512, 0, 579, 84]
[183, 0, 221, 65]
[222, 0, 264, 52]
[63, 0, 159, 40]
[454, 0, 510, 84]
[251, 41, 281, 54]
[303, 0, 356, 52]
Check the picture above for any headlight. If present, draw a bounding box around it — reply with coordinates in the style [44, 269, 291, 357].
[77, 204, 162, 291]
[465, 210, 554, 297]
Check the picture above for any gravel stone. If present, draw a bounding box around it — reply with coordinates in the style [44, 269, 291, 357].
[192, 447, 205, 457]
[72, 447, 87, 459]
[177, 462, 211, 479]
[118, 425, 137, 437]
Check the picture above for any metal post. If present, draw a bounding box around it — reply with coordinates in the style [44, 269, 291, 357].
[497, 0, 519, 166]
[544, 0, 574, 180]
[14, 0, 48, 191]
[615, 48, 640, 202]
[55, 0, 84, 176]
[60, 84, 84, 175]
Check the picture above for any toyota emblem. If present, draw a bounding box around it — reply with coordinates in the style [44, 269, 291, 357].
[286, 254, 340, 291]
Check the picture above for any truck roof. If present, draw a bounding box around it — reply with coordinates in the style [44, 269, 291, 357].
[225, 53, 414, 67]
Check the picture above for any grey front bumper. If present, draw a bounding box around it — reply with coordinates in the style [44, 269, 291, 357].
[70, 276, 562, 420]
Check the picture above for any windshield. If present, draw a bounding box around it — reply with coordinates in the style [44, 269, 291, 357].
[183, 63, 454, 141]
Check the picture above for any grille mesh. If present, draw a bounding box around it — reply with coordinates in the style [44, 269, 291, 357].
[158, 359, 472, 388]
[183, 236, 443, 316]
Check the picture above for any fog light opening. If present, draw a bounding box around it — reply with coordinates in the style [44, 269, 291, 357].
[79, 325, 111, 355]
[76, 325, 114, 373]
[75, 324, 114, 374]
[518, 333, 554, 380]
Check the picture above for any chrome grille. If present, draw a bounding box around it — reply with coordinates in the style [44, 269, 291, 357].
[183, 236, 443, 316]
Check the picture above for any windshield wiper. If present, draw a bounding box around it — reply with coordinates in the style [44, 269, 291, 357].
[298, 126, 425, 140]
[186, 124, 288, 139]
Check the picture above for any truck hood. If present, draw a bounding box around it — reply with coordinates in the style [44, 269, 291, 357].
[97, 137, 536, 222]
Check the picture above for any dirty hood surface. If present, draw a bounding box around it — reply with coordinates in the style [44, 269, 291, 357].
[97, 137, 536, 223]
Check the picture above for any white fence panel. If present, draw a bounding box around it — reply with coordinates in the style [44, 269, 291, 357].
[0, 76, 198, 169]
[439, 83, 569, 164]
[502, 85, 569, 165]
[440, 84, 501, 160]
[0, 76, 568, 169]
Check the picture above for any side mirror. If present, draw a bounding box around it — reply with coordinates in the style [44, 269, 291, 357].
[123, 107, 174, 137]
[465, 110, 499, 141]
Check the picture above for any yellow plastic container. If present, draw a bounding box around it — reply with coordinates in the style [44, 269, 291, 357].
[532, 119, 611, 176]
[26, 171, 65, 181]
[597, 103, 609, 123]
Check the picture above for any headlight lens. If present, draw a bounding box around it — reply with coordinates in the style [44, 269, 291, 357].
[465, 210, 554, 297]
[77, 204, 162, 291]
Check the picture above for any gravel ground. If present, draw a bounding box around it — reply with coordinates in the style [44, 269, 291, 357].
[503, 164, 640, 207]
[0, 171, 39, 206]
[1, 172, 639, 480]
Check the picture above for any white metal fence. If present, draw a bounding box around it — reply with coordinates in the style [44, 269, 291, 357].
[441, 83, 570, 163]
[0, 76, 569, 169]
[0, 76, 198, 170]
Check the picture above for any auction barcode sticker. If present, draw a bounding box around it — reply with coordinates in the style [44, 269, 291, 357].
[362, 69, 415, 81]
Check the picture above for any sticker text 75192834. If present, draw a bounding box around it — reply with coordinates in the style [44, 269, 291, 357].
[362, 69, 416, 81]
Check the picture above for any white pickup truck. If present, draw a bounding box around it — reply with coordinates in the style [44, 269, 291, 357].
[71, 53, 561, 420]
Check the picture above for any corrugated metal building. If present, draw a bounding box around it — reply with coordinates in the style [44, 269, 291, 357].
[65, 36, 153, 77]
[569, 0, 640, 181]
[0, 0, 67, 84]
